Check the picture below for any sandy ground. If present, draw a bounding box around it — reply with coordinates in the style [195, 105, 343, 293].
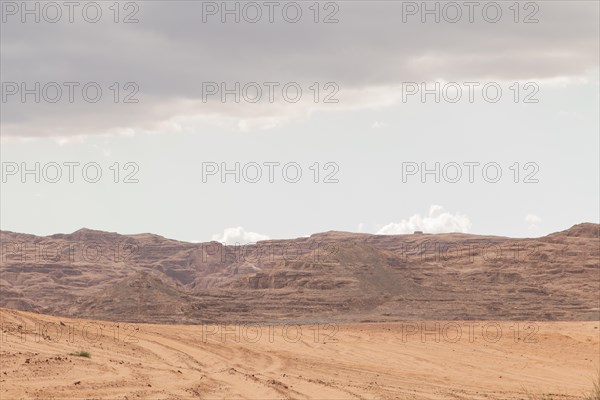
[1, 308, 598, 399]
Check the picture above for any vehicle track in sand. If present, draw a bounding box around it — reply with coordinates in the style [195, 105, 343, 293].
[1, 308, 598, 399]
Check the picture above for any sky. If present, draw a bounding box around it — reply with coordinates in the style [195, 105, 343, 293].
[1, 0, 599, 243]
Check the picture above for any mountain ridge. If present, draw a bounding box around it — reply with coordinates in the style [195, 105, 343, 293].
[1, 223, 598, 323]
[2, 221, 598, 244]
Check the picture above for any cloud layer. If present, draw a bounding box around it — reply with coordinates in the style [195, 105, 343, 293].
[1, 1, 598, 137]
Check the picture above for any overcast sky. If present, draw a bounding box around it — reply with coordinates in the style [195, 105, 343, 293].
[1, 0, 598, 243]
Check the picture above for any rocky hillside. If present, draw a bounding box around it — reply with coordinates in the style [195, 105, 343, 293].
[0, 224, 598, 323]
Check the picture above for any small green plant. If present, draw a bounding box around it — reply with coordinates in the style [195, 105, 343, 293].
[69, 351, 91, 358]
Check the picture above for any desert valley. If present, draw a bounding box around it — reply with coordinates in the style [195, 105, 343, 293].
[0, 223, 598, 398]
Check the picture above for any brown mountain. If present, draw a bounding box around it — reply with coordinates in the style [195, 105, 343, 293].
[1, 224, 598, 323]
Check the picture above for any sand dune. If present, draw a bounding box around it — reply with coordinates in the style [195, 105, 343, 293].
[1, 308, 598, 399]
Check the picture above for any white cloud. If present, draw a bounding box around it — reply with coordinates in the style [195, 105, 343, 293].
[377, 205, 472, 235]
[91, 143, 113, 157]
[525, 214, 542, 230]
[371, 121, 389, 129]
[212, 226, 270, 245]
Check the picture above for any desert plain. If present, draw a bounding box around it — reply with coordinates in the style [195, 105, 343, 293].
[1, 308, 599, 399]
